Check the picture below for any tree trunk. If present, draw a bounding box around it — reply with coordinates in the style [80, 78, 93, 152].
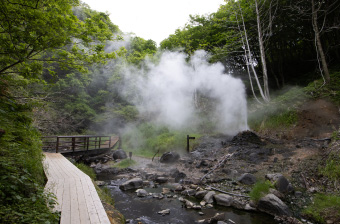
[255, 0, 270, 100]
[311, 0, 330, 83]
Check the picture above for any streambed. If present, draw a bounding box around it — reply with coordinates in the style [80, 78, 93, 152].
[101, 178, 276, 224]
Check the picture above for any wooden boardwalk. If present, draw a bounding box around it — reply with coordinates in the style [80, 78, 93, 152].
[43, 152, 110, 224]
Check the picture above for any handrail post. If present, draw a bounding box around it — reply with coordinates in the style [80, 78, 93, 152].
[95, 137, 97, 149]
[56, 137, 59, 153]
[99, 137, 101, 149]
[72, 137, 75, 152]
[109, 136, 112, 149]
[87, 137, 89, 151]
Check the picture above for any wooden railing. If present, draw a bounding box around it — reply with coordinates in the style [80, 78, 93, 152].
[42, 135, 119, 153]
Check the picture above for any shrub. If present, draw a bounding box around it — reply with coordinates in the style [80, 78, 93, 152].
[249, 180, 273, 202]
[75, 163, 96, 180]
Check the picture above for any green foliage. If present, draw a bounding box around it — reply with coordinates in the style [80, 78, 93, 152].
[249, 180, 273, 202]
[248, 87, 305, 131]
[0, 96, 59, 223]
[122, 123, 201, 157]
[303, 194, 340, 223]
[113, 159, 136, 169]
[75, 163, 96, 180]
[304, 70, 340, 105]
[95, 185, 115, 206]
[320, 153, 340, 181]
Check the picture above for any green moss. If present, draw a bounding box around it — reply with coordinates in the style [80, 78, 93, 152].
[249, 180, 273, 202]
[303, 194, 340, 223]
[319, 153, 340, 181]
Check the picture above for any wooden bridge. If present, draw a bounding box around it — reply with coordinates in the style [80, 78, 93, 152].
[42, 135, 119, 154]
[42, 135, 119, 223]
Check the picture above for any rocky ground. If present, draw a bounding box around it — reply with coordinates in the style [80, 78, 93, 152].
[79, 99, 340, 224]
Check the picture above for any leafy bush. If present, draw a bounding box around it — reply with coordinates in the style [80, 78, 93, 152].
[303, 194, 340, 223]
[249, 180, 273, 202]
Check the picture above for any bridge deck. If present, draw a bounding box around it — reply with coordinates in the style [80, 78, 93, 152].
[43, 152, 110, 224]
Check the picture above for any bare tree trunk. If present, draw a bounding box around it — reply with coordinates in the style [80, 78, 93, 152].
[255, 0, 270, 100]
[311, 0, 330, 83]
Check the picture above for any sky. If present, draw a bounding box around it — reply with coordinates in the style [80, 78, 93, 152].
[81, 0, 225, 45]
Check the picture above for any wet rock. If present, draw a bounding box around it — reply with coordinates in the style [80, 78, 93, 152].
[184, 199, 195, 209]
[136, 189, 148, 197]
[181, 189, 196, 196]
[162, 188, 170, 194]
[157, 209, 170, 215]
[195, 190, 208, 199]
[257, 194, 292, 216]
[231, 198, 245, 210]
[95, 181, 106, 186]
[238, 173, 256, 185]
[155, 176, 168, 184]
[112, 149, 127, 160]
[244, 203, 256, 211]
[169, 168, 187, 182]
[203, 191, 216, 204]
[152, 193, 164, 199]
[214, 194, 233, 207]
[198, 212, 204, 216]
[119, 178, 143, 191]
[160, 152, 180, 163]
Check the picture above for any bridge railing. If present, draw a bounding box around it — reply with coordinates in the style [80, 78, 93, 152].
[42, 135, 118, 153]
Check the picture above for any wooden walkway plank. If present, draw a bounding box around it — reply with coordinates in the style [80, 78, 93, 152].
[43, 152, 110, 224]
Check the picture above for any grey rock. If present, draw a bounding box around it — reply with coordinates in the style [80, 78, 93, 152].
[265, 173, 283, 182]
[269, 188, 285, 199]
[181, 189, 196, 196]
[231, 198, 245, 210]
[119, 178, 143, 191]
[238, 173, 256, 185]
[156, 176, 168, 183]
[203, 191, 216, 204]
[195, 190, 208, 199]
[257, 194, 292, 216]
[275, 176, 290, 193]
[160, 152, 180, 163]
[157, 209, 170, 215]
[112, 149, 127, 160]
[136, 189, 148, 197]
[214, 194, 233, 207]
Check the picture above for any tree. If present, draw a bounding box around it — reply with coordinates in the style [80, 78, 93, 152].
[0, 0, 117, 79]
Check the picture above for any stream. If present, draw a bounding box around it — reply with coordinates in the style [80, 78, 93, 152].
[99, 178, 276, 224]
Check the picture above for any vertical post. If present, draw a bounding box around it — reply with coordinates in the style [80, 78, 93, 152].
[72, 137, 75, 152]
[187, 135, 196, 153]
[109, 136, 112, 149]
[83, 137, 86, 150]
[87, 137, 89, 151]
[187, 135, 190, 153]
[56, 137, 59, 153]
[99, 137, 101, 149]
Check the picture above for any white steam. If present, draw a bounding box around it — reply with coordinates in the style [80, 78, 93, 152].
[122, 50, 248, 135]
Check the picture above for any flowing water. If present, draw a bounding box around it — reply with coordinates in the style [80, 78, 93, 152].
[102, 178, 276, 224]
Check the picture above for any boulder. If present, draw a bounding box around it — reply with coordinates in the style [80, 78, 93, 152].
[203, 191, 216, 204]
[156, 176, 168, 183]
[265, 173, 283, 182]
[214, 194, 233, 207]
[112, 149, 127, 160]
[119, 178, 143, 191]
[157, 209, 170, 215]
[160, 152, 180, 163]
[274, 176, 290, 193]
[136, 189, 148, 197]
[195, 190, 208, 199]
[238, 173, 256, 185]
[169, 168, 187, 182]
[257, 194, 292, 217]
[181, 189, 196, 196]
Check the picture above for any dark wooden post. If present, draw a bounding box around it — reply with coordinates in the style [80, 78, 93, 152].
[187, 135, 196, 153]
[99, 137, 101, 149]
[86, 137, 90, 151]
[72, 137, 75, 152]
[109, 136, 112, 149]
[56, 137, 59, 153]
[95, 137, 97, 149]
